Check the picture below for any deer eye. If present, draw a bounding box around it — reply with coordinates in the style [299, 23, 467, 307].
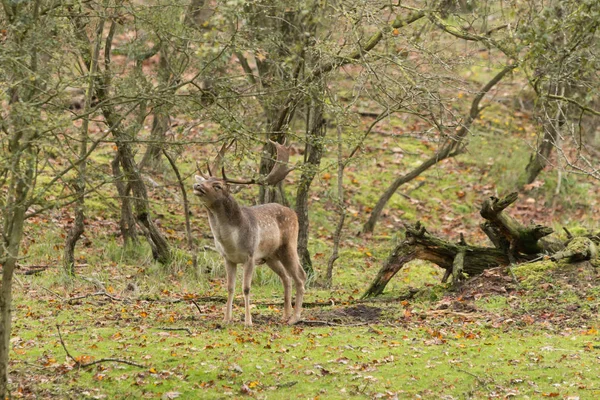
[214, 183, 222, 190]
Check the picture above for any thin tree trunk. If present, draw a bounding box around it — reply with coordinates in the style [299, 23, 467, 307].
[162, 148, 199, 273]
[1, 2, 40, 394]
[525, 88, 566, 184]
[295, 94, 325, 277]
[0, 152, 35, 398]
[94, 19, 170, 264]
[113, 132, 170, 263]
[64, 17, 104, 275]
[325, 125, 346, 287]
[111, 154, 139, 246]
[363, 64, 516, 234]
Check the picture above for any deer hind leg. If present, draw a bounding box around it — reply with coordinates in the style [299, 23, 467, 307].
[266, 259, 293, 322]
[224, 260, 237, 324]
[281, 246, 306, 325]
[242, 259, 256, 327]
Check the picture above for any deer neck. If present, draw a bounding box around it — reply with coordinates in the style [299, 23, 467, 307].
[205, 194, 247, 229]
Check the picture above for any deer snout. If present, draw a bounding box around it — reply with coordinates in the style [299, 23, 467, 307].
[193, 182, 206, 195]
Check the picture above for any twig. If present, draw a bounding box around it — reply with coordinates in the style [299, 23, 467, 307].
[40, 285, 65, 300]
[155, 327, 193, 335]
[275, 381, 298, 389]
[57, 325, 146, 369]
[298, 320, 369, 327]
[188, 299, 207, 316]
[56, 325, 79, 365]
[66, 291, 122, 303]
[456, 368, 489, 387]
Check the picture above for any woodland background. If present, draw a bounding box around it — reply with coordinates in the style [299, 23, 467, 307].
[1, 0, 599, 398]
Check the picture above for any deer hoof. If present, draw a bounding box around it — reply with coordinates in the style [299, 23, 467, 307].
[287, 316, 301, 325]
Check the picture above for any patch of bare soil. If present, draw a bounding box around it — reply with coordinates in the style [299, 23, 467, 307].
[456, 266, 518, 300]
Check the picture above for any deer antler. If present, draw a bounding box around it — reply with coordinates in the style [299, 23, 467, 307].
[218, 139, 294, 186]
[262, 139, 294, 186]
[197, 140, 235, 178]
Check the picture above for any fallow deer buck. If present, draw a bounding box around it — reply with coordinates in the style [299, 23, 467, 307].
[193, 140, 306, 326]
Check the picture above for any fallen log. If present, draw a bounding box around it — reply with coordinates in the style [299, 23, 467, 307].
[363, 193, 597, 298]
[363, 222, 509, 298]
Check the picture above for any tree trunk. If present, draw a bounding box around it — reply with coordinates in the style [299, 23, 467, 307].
[63, 22, 103, 275]
[524, 94, 565, 184]
[138, 110, 170, 171]
[295, 95, 325, 277]
[114, 133, 171, 263]
[0, 153, 34, 398]
[363, 64, 516, 234]
[111, 154, 139, 246]
[91, 24, 170, 263]
[325, 125, 346, 287]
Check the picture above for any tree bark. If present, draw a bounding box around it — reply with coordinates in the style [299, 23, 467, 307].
[111, 154, 139, 246]
[295, 94, 325, 277]
[325, 125, 346, 287]
[110, 126, 171, 263]
[363, 64, 516, 234]
[64, 17, 105, 275]
[524, 93, 565, 184]
[0, 175, 31, 397]
[479, 193, 564, 254]
[363, 222, 508, 298]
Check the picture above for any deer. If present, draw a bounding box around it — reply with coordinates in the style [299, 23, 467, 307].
[193, 140, 306, 326]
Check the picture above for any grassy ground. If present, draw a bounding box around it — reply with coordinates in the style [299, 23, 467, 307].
[6, 54, 600, 399]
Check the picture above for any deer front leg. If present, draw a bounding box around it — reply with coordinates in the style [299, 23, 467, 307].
[242, 258, 256, 327]
[224, 260, 237, 324]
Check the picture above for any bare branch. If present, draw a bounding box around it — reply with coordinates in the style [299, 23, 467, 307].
[57, 325, 146, 369]
[546, 94, 600, 117]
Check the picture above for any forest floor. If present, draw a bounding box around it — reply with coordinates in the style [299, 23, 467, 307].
[8, 109, 600, 399]
[6, 39, 600, 400]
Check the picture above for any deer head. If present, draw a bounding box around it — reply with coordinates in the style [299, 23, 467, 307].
[193, 175, 231, 207]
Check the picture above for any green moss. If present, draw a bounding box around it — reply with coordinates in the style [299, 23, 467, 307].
[513, 259, 558, 288]
[413, 283, 447, 303]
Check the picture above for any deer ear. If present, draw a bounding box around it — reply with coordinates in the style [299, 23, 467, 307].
[195, 175, 205, 183]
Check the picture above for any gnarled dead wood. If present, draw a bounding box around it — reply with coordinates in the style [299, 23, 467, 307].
[364, 193, 597, 298]
[363, 222, 508, 298]
[480, 192, 563, 255]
